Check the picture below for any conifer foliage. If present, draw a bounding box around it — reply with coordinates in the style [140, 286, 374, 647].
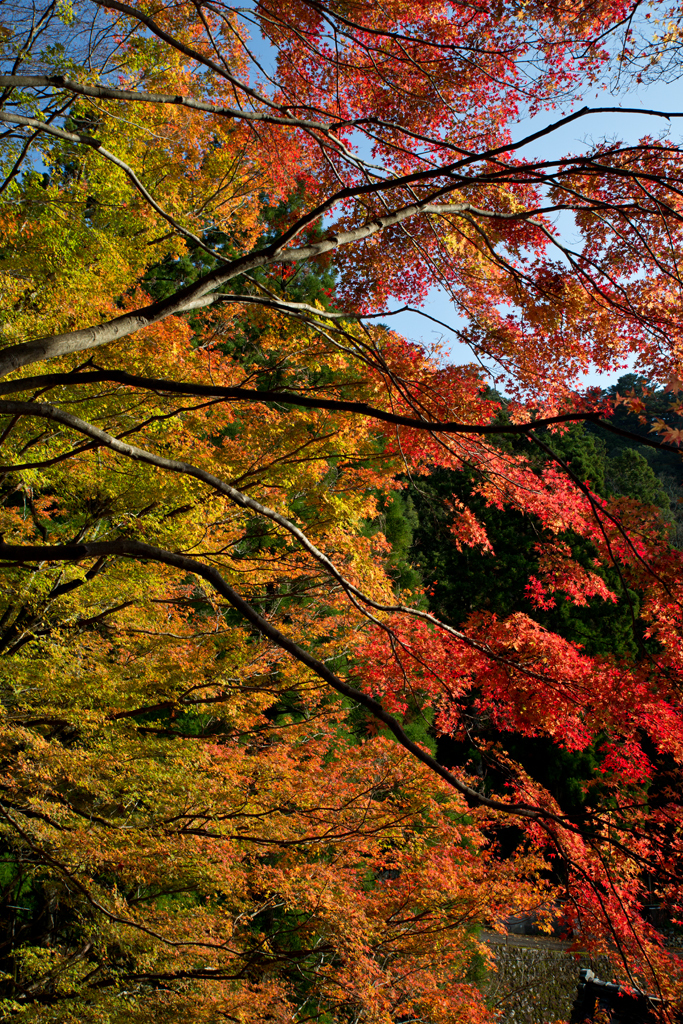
[2, 1, 683, 1019]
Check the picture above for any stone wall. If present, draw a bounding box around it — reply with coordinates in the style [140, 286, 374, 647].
[485, 939, 612, 1023]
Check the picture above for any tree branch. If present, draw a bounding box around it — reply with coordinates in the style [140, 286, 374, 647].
[0, 535, 572, 826]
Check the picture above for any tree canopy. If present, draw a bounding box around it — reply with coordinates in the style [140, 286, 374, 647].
[2, 1, 683, 1020]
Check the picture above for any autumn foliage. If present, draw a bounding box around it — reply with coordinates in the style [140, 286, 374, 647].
[2, 0, 683, 1020]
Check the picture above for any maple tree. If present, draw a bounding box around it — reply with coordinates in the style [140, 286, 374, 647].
[3, 0, 683, 1020]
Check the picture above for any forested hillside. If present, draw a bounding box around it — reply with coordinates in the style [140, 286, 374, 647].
[3, 2, 683, 1022]
[402, 394, 682, 816]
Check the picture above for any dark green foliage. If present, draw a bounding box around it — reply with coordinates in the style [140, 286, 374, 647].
[585, 374, 683, 544]
[403, 414, 678, 814]
[382, 491, 422, 593]
[546, 423, 607, 495]
[407, 462, 639, 660]
[606, 449, 671, 510]
[142, 188, 337, 312]
[499, 736, 601, 816]
[591, 374, 683, 490]
[599, 375, 683, 480]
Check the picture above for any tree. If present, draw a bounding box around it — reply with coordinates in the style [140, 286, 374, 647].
[2, 0, 683, 1019]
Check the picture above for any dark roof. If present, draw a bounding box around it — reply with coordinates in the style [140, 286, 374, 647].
[570, 968, 666, 1024]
